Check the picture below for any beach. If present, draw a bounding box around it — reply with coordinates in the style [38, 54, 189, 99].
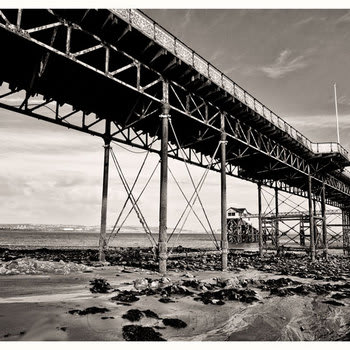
[1, 247, 350, 341]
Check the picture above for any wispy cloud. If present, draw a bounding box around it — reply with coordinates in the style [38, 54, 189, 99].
[178, 10, 192, 37]
[209, 49, 225, 63]
[293, 16, 327, 28]
[337, 95, 350, 106]
[335, 11, 350, 24]
[259, 49, 309, 79]
[293, 16, 315, 27]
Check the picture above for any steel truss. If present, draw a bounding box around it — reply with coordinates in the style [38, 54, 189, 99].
[1, 9, 350, 269]
[257, 186, 350, 256]
[0, 8, 350, 210]
[104, 120, 221, 254]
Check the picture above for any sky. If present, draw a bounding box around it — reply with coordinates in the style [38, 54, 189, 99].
[1, 9, 350, 232]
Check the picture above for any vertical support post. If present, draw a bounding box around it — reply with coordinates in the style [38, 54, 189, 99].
[275, 187, 279, 253]
[258, 182, 263, 258]
[342, 209, 348, 256]
[308, 175, 315, 262]
[105, 47, 110, 74]
[321, 181, 328, 260]
[313, 197, 317, 248]
[99, 120, 111, 262]
[66, 26, 71, 54]
[16, 9, 22, 29]
[347, 211, 350, 256]
[159, 81, 169, 274]
[220, 113, 228, 271]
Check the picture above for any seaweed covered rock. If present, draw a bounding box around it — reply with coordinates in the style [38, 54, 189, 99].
[122, 309, 144, 322]
[122, 325, 166, 341]
[111, 290, 140, 303]
[122, 309, 160, 322]
[89, 278, 113, 293]
[162, 318, 187, 328]
[68, 307, 110, 316]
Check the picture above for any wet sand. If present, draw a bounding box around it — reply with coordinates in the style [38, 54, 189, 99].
[1, 261, 350, 341]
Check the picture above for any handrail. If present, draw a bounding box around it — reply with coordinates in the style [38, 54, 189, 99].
[110, 9, 349, 161]
[311, 142, 348, 158]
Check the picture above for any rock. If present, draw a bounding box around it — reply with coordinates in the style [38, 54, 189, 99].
[196, 288, 258, 305]
[322, 300, 345, 306]
[184, 272, 194, 278]
[182, 279, 200, 289]
[149, 280, 160, 289]
[331, 292, 350, 300]
[159, 297, 175, 303]
[218, 277, 240, 289]
[270, 288, 295, 297]
[162, 318, 187, 328]
[211, 299, 225, 305]
[111, 291, 140, 303]
[160, 277, 171, 284]
[122, 325, 166, 341]
[122, 309, 144, 322]
[91, 261, 110, 267]
[134, 278, 149, 290]
[199, 278, 217, 286]
[89, 278, 113, 293]
[68, 307, 110, 316]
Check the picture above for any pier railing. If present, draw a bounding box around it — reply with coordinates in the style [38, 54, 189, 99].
[111, 9, 349, 161]
[311, 142, 348, 158]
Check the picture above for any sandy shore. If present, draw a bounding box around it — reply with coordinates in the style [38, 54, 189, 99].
[1, 257, 350, 341]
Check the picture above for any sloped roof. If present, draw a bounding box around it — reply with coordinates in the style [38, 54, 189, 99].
[227, 207, 251, 215]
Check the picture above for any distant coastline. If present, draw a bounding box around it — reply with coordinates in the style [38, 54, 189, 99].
[0, 224, 202, 234]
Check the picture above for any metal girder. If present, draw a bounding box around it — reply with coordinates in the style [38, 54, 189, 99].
[0, 9, 350, 209]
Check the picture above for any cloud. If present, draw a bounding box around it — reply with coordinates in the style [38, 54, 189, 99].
[209, 49, 225, 63]
[178, 10, 192, 37]
[293, 16, 315, 27]
[288, 113, 350, 128]
[337, 95, 350, 106]
[335, 11, 350, 24]
[293, 15, 327, 28]
[260, 49, 309, 79]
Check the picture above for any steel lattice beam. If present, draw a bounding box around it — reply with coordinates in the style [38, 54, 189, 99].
[0, 9, 350, 210]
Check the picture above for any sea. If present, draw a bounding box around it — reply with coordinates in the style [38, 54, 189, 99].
[0, 229, 222, 250]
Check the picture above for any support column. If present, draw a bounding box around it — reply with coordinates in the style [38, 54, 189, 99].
[275, 187, 279, 253]
[313, 197, 318, 248]
[321, 182, 328, 260]
[258, 182, 263, 258]
[308, 175, 316, 262]
[220, 114, 228, 271]
[342, 209, 349, 256]
[99, 120, 111, 262]
[158, 82, 170, 274]
[347, 211, 350, 256]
